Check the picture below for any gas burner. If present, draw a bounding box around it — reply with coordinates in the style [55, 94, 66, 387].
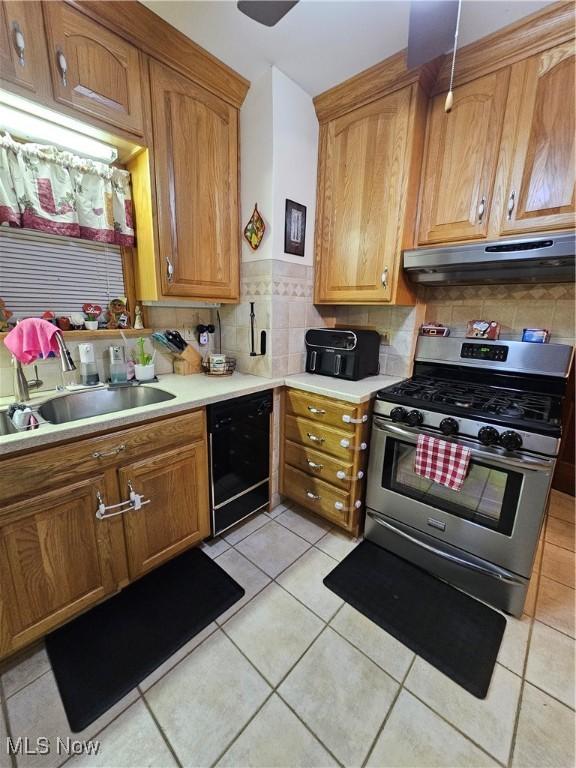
[377, 373, 562, 432]
[498, 404, 525, 418]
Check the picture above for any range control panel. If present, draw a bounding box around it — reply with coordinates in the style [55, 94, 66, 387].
[460, 343, 509, 362]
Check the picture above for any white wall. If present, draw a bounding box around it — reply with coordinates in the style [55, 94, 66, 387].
[240, 68, 274, 263]
[271, 67, 319, 266]
[240, 66, 318, 265]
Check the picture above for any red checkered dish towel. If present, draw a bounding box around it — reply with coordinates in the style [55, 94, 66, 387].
[414, 434, 471, 491]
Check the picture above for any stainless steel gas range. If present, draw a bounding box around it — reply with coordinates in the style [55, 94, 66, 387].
[365, 336, 573, 617]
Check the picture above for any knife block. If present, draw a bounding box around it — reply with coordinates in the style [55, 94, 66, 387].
[173, 344, 203, 375]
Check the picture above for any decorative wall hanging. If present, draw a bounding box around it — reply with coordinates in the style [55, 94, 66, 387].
[284, 199, 306, 257]
[0, 132, 135, 245]
[243, 203, 265, 250]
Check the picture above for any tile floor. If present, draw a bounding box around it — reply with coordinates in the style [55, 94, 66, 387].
[0, 491, 574, 768]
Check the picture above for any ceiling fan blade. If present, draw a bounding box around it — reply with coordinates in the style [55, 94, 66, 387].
[407, 0, 459, 69]
[237, 1, 299, 27]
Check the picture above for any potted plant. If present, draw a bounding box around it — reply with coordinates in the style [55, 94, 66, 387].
[132, 337, 155, 381]
[82, 303, 102, 331]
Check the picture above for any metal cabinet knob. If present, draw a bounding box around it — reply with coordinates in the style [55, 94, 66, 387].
[56, 49, 68, 86]
[478, 195, 486, 223]
[507, 190, 516, 221]
[166, 257, 174, 282]
[12, 22, 25, 66]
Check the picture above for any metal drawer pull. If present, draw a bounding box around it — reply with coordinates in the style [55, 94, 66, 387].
[477, 195, 486, 223]
[166, 257, 175, 282]
[12, 22, 25, 66]
[307, 406, 326, 415]
[342, 414, 368, 424]
[56, 49, 68, 86]
[340, 438, 367, 451]
[307, 460, 324, 470]
[334, 500, 362, 512]
[369, 514, 523, 585]
[92, 444, 126, 459]
[507, 190, 516, 220]
[306, 490, 320, 501]
[307, 432, 325, 444]
[336, 470, 364, 481]
[381, 267, 389, 288]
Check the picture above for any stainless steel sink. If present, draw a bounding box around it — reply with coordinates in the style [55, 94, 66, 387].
[0, 411, 18, 436]
[38, 387, 176, 424]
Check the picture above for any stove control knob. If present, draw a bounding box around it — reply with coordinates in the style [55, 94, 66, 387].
[406, 410, 424, 427]
[500, 430, 523, 452]
[478, 426, 500, 446]
[390, 407, 407, 423]
[439, 417, 458, 436]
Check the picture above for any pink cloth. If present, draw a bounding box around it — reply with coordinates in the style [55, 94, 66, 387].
[3, 319, 61, 364]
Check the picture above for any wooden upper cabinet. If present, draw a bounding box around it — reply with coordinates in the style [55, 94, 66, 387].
[315, 86, 421, 304]
[42, 2, 144, 135]
[417, 69, 510, 245]
[0, 477, 117, 656]
[119, 443, 210, 580]
[497, 42, 575, 235]
[0, 1, 51, 99]
[149, 60, 240, 301]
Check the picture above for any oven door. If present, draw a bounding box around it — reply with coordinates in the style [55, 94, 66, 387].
[366, 417, 555, 577]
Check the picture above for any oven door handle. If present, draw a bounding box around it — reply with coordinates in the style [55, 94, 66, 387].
[373, 418, 553, 473]
[368, 513, 525, 586]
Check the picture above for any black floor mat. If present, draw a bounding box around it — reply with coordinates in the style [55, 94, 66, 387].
[46, 547, 244, 732]
[323, 540, 505, 698]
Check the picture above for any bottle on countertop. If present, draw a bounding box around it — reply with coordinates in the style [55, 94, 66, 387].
[108, 345, 128, 384]
[78, 343, 99, 386]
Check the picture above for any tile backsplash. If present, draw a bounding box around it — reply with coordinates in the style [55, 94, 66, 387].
[421, 283, 575, 346]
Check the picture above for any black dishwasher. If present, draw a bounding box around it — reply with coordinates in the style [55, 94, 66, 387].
[208, 390, 273, 536]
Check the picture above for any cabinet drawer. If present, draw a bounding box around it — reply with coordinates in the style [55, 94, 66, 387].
[285, 414, 367, 462]
[284, 440, 355, 491]
[285, 389, 363, 433]
[0, 410, 205, 507]
[284, 465, 356, 527]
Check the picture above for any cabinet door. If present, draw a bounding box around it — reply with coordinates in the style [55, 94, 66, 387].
[498, 43, 575, 234]
[315, 88, 413, 303]
[150, 60, 240, 301]
[0, 477, 118, 656]
[417, 70, 510, 244]
[119, 443, 210, 579]
[42, 2, 144, 135]
[0, 1, 51, 99]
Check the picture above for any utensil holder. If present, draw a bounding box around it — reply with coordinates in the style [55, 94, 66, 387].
[173, 345, 203, 375]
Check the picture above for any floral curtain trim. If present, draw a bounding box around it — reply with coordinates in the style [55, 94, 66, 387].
[0, 133, 134, 246]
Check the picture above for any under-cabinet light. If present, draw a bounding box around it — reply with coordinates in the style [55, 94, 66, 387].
[0, 100, 118, 164]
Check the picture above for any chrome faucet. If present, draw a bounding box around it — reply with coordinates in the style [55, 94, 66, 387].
[13, 331, 76, 402]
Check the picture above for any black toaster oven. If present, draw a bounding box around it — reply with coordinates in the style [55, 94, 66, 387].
[304, 328, 380, 381]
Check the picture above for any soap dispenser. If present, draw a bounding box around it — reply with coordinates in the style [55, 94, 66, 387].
[78, 343, 99, 386]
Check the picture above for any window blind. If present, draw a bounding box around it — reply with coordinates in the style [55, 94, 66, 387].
[0, 228, 125, 320]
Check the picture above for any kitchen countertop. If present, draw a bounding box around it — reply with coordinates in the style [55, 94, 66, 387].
[284, 372, 404, 403]
[0, 370, 405, 456]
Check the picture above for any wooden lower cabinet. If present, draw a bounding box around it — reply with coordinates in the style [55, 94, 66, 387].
[280, 388, 371, 536]
[119, 444, 210, 579]
[0, 476, 119, 656]
[0, 410, 210, 660]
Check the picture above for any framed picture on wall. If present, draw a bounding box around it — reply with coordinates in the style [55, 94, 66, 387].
[284, 199, 307, 257]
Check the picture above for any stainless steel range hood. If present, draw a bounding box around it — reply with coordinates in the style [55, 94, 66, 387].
[403, 232, 575, 285]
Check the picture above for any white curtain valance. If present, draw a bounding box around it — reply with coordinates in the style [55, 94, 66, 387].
[0, 132, 135, 246]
